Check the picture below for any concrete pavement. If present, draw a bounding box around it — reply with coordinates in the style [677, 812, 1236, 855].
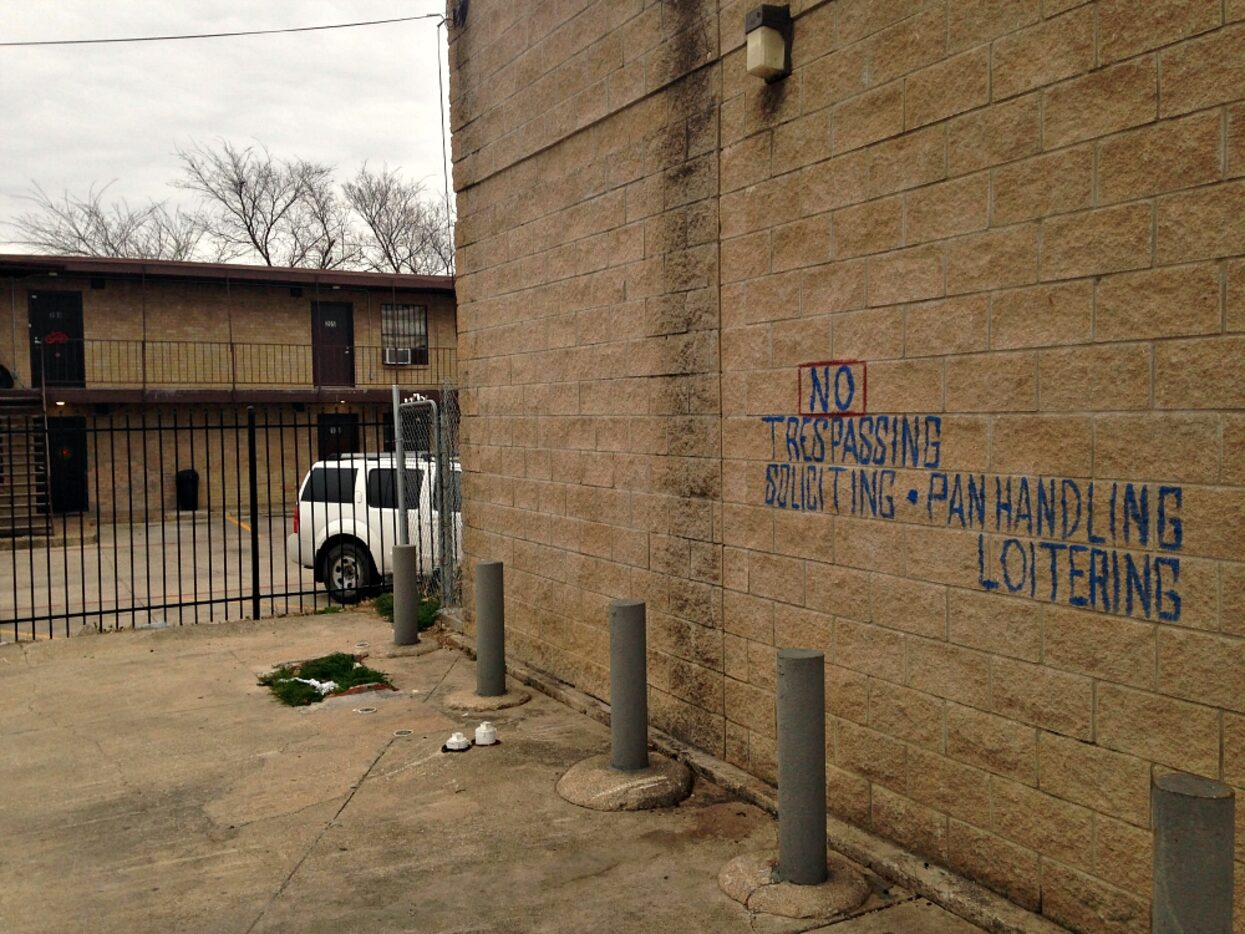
[0, 612, 987, 933]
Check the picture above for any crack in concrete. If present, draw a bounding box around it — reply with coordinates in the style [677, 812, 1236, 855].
[223, 794, 347, 832]
[226, 647, 253, 673]
[65, 723, 132, 793]
[422, 654, 459, 703]
[744, 894, 924, 933]
[840, 896, 921, 919]
[553, 860, 621, 888]
[244, 734, 396, 933]
[376, 745, 446, 781]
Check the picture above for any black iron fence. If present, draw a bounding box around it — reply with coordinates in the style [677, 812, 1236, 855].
[0, 402, 460, 640]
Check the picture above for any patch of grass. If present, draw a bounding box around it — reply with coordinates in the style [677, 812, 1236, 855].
[373, 591, 440, 631]
[374, 592, 394, 622]
[259, 652, 393, 707]
[418, 594, 441, 631]
[315, 605, 343, 615]
[265, 677, 323, 707]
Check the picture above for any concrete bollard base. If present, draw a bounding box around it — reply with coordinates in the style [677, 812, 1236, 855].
[719, 850, 869, 919]
[556, 752, 692, 811]
[379, 641, 440, 659]
[443, 687, 531, 711]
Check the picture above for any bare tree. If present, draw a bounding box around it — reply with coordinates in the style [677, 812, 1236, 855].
[12, 144, 454, 274]
[175, 140, 355, 269]
[10, 183, 206, 260]
[286, 171, 360, 270]
[345, 165, 454, 275]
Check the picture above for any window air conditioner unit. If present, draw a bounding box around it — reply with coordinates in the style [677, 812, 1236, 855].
[384, 347, 412, 365]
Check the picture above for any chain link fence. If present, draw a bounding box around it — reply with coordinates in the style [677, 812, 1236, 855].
[394, 383, 461, 607]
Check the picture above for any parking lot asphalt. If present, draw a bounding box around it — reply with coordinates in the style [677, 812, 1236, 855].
[0, 612, 987, 933]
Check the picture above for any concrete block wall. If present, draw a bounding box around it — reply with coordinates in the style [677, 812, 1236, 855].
[450, 2, 1245, 929]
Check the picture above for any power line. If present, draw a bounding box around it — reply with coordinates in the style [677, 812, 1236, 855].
[0, 14, 443, 48]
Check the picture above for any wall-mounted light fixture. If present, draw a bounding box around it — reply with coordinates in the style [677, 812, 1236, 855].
[745, 4, 792, 83]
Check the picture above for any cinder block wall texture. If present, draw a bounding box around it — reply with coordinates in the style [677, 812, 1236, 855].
[449, 2, 1245, 928]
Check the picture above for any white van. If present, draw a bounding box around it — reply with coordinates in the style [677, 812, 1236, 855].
[285, 453, 461, 603]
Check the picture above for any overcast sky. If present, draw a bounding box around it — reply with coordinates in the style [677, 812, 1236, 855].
[0, 1, 451, 251]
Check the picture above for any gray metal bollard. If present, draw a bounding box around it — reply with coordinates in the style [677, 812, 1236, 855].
[475, 561, 506, 697]
[777, 648, 827, 885]
[609, 599, 649, 772]
[392, 544, 420, 646]
[1153, 772, 1235, 934]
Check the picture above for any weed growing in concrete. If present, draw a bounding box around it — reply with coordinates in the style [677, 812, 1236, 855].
[373, 592, 440, 630]
[259, 652, 392, 706]
[374, 592, 394, 621]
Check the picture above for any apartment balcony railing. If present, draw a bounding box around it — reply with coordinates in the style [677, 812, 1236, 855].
[21, 339, 456, 392]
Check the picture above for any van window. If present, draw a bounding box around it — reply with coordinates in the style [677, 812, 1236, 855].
[366, 467, 423, 509]
[301, 467, 357, 503]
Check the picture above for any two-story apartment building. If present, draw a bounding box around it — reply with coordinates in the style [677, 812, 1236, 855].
[0, 254, 456, 529]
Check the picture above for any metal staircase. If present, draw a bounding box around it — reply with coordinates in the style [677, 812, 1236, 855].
[0, 401, 51, 538]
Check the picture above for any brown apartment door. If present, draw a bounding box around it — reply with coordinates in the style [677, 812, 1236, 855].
[29, 292, 85, 388]
[312, 302, 354, 387]
[317, 414, 360, 460]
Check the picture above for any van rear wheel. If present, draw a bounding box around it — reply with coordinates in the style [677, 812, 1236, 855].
[323, 541, 372, 605]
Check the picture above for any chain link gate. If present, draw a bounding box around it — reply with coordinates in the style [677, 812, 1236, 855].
[393, 385, 460, 607]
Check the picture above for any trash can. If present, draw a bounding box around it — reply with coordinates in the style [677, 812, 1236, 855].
[175, 469, 199, 512]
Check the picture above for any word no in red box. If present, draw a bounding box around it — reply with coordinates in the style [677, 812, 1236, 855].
[797, 360, 867, 417]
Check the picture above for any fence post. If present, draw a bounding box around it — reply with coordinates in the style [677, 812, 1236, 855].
[391, 385, 407, 545]
[1153, 772, 1235, 933]
[777, 648, 827, 885]
[391, 386, 422, 646]
[438, 385, 458, 606]
[422, 397, 446, 606]
[247, 406, 260, 620]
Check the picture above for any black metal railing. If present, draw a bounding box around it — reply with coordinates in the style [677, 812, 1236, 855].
[0, 405, 461, 639]
[21, 338, 457, 391]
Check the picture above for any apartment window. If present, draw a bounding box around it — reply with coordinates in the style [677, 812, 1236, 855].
[381, 304, 428, 366]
